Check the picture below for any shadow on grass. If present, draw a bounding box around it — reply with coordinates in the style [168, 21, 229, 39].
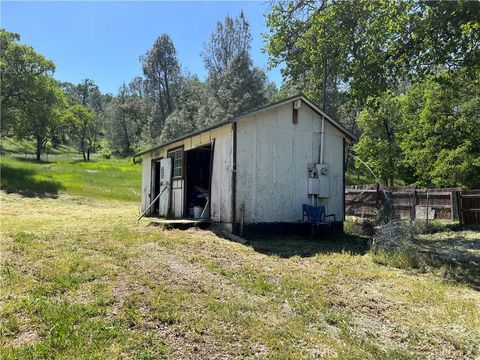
[0, 163, 64, 198]
[68, 159, 90, 164]
[13, 156, 52, 164]
[248, 234, 370, 258]
[0, 144, 34, 155]
[416, 222, 478, 234]
[413, 236, 480, 290]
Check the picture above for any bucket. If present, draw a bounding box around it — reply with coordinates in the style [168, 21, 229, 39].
[193, 206, 203, 219]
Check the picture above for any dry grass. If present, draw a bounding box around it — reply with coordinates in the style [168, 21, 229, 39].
[1, 191, 479, 359]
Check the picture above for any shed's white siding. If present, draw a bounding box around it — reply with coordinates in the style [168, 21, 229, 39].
[319, 119, 345, 220]
[235, 103, 345, 223]
[140, 98, 348, 227]
[140, 123, 234, 224]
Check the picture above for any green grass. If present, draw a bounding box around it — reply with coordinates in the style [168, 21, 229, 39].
[0, 137, 77, 157]
[0, 139, 141, 202]
[1, 139, 479, 358]
[1, 192, 479, 359]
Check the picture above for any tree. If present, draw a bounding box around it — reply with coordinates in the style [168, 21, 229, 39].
[160, 75, 204, 141]
[0, 29, 57, 137]
[265, 0, 480, 114]
[106, 83, 148, 154]
[266, 1, 480, 188]
[141, 34, 180, 138]
[200, 52, 271, 125]
[17, 76, 66, 161]
[200, 13, 275, 125]
[403, 1, 480, 77]
[266, 1, 411, 111]
[1, 29, 66, 160]
[63, 104, 96, 161]
[400, 70, 480, 188]
[75, 78, 103, 113]
[201, 11, 251, 73]
[354, 93, 404, 186]
[60, 79, 105, 154]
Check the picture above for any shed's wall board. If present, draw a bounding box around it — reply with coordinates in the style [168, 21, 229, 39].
[141, 152, 153, 213]
[140, 101, 346, 223]
[320, 119, 345, 220]
[210, 124, 234, 223]
[140, 124, 233, 223]
[235, 102, 345, 223]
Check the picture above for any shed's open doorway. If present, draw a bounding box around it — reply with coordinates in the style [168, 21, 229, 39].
[185, 144, 212, 219]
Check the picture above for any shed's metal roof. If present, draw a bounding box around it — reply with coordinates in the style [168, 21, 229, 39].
[133, 94, 356, 158]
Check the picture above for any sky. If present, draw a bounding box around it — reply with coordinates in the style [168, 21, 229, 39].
[1, 1, 284, 94]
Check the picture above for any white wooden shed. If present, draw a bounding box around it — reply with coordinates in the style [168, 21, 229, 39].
[134, 94, 356, 235]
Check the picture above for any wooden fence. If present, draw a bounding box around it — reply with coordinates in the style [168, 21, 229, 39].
[345, 185, 480, 224]
[458, 191, 480, 225]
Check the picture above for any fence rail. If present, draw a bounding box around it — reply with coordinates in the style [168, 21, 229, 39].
[345, 184, 480, 225]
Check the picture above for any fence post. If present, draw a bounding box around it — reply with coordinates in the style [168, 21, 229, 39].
[412, 190, 417, 221]
[451, 190, 459, 221]
[457, 192, 463, 225]
[426, 190, 429, 226]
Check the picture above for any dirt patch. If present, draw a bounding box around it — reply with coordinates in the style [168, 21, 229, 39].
[10, 316, 39, 348]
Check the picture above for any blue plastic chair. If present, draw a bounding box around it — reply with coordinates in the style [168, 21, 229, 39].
[302, 204, 336, 224]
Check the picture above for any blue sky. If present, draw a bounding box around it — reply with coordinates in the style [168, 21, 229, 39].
[1, 1, 283, 94]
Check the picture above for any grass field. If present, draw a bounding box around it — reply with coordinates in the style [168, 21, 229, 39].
[2, 193, 480, 359]
[1, 140, 479, 359]
[1, 138, 141, 202]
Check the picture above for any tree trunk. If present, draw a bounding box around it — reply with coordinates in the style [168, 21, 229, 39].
[81, 141, 86, 161]
[164, 71, 172, 113]
[322, 57, 328, 112]
[156, 69, 166, 121]
[122, 115, 131, 153]
[36, 136, 42, 161]
[87, 148, 90, 161]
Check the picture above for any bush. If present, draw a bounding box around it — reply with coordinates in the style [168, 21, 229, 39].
[101, 147, 112, 159]
[344, 216, 375, 237]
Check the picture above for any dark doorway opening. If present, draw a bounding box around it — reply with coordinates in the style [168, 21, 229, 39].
[185, 145, 212, 219]
[151, 159, 161, 215]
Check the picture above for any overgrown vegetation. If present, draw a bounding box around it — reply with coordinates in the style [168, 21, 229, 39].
[1, 192, 479, 358]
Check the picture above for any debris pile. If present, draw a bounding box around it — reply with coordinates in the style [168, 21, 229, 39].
[372, 220, 414, 252]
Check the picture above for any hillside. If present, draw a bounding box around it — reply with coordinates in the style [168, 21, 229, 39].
[0, 139, 141, 202]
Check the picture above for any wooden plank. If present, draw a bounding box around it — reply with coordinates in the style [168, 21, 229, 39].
[151, 219, 211, 224]
[345, 189, 378, 194]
